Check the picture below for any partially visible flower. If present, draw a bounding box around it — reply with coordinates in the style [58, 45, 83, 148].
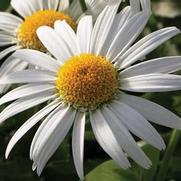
[1, 2, 180, 181]
[0, 0, 81, 93]
[0, 0, 144, 94]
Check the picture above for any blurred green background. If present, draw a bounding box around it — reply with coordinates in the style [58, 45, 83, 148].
[0, 0, 181, 180]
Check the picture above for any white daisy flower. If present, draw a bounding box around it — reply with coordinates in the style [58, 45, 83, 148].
[0, 0, 141, 94]
[0, 3, 181, 180]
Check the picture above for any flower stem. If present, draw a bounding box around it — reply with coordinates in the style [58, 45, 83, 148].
[156, 129, 180, 181]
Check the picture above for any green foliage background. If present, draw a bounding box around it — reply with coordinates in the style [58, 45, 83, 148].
[0, 0, 181, 180]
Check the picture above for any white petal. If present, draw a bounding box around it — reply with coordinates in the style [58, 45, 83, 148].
[0, 12, 22, 27]
[11, 0, 42, 17]
[0, 57, 28, 94]
[130, 0, 151, 15]
[77, 16, 93, 53]
[85, 0, 121, 19]
[100, 6, 132, 55]
[117, 27, 180, 69]
[110, 100, 166, 150]
[13, 49, 61, 71]
[47, 0, 59, 10]
[102, 106, 151, 168]
[72, 112, 86, 180]
[0, 34, 15, 46]
[0, 92, 56, 124]
[90, 110, 130, 169]
[68, 0, 83, 20]
[5, 99, 60, 158]
[120, 56, 181, 78]
[121, 73, 181, 92]
[0, 83, 54, 105]
[37, 26, 73, 63]
[0, 70, 56, 85]
[54, 20, 78, 55]
[106, 12, 148, 61]
[0, 46, 20, 60]
[33, 107, 76, 175]
[30, 104, 62, 160]
[30, 104, 60, 159]
[130, 0, 151, 16]
[11, 0, 33, 17]
[34, 0, 47, 10]
[130, 0, 140, 14]
[59, 0, 69, 11]
[37, 0, 45, 10]
[140, 0, 151, 15]
[121, 93, 181, 129]
[113, 6, 132, 33]
[0, 31, 15, 37]
[0, 57, 27, 77]
[0, 25, 16, 33]
[90, 4, 119, 55]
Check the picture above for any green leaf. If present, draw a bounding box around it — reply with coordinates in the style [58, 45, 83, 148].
[85, 160, 138, 181]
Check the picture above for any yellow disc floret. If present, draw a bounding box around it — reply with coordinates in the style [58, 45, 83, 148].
[56, 54, 119, 109]
[17, 10, 76, 51]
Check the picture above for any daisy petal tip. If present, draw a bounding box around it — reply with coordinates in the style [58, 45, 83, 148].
[171, 27, 181, 34]
[176, 28, 181, 34]
[149, 162, 153, 168]
[145, 159, 153, 169]
[79, 176, 85, 181]
[116, 159, 130, 170]
[155, 135, 166, 151]
[161, 143, 166, 151]
[29, 150, 33, 161]
[5, 151, 9, 160]
[32, 163, 37, 171]
[124, 160, 131, 169]
[37, 167, 44, 176]
[126, 163, 131, 169]
[140, 157, 152, 169]
[176, 27, 181, 32]
[53, 20, 67, 30]
[54, 19, 66, 26]
[36, 26, 45, 34]
[5, 143, 13, 159]
[145, 163, 152, 170]
[77, 170, 85, 181]
[36, 26, 52, 38]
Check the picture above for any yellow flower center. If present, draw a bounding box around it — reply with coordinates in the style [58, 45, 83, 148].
[17, 10, 76, 51]
[56, 54, 119, 109]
